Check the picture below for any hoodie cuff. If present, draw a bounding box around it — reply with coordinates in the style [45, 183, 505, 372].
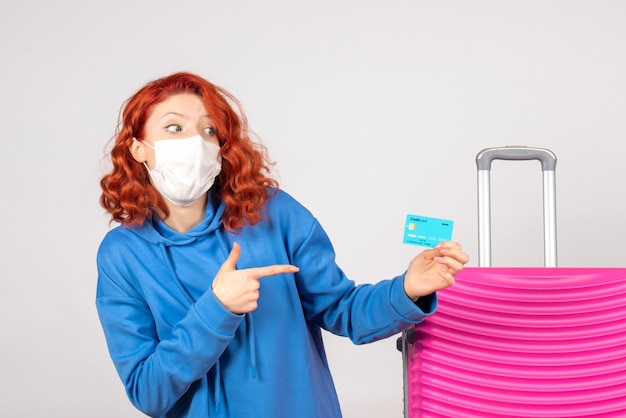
[193, 288, 243, 337]
[389, 274, 438, 318]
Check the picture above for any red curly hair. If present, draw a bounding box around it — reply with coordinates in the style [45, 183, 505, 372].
[100, 72, 278, 231]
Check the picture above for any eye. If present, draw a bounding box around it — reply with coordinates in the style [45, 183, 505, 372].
[203, 126, 217, 136]
[165, 124, 182, 133]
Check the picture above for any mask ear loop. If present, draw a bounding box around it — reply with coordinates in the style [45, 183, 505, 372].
[142, 141, 154, 172]
[133, 137, 155, 150]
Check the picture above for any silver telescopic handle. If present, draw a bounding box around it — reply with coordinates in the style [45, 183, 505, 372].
[476, 146, 558, 268]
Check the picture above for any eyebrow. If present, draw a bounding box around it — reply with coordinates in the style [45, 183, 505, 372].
[159, 112, 212, 120]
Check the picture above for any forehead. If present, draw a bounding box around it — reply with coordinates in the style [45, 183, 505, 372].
[148, 93, 209, 119]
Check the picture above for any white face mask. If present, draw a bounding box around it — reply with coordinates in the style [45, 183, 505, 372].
[142, 135, 222, 207]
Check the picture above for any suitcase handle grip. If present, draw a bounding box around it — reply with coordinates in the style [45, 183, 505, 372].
[476, 146, 558, 267]
[476, 146, 557, 171]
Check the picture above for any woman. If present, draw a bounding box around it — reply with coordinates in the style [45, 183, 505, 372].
[96, 71, 469, 417]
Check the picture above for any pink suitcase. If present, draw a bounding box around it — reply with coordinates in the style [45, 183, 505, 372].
[399, 147, 626, 417]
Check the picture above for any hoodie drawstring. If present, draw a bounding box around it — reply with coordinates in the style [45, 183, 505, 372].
[246, 313, 258, 379]
[214, 360, 221, 413]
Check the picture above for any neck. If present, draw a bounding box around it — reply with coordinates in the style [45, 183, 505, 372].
[160, 195, 208, 234]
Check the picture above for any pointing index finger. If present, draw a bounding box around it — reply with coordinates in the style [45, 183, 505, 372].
[248, 264, 300, 280]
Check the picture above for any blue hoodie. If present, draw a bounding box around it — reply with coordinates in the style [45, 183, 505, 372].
[96, 189, 437, 417]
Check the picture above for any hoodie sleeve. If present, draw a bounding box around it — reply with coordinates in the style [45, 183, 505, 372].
[292, 218, 437, 345]
[96, 245, 243, 417]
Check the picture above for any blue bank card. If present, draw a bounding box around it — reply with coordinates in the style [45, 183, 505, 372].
[403, 214, 454, 248]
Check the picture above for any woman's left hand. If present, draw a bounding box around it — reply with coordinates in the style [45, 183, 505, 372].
[403, 241, 470, 301]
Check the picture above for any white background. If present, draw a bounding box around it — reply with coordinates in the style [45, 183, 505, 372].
[1, 1, 625, 417]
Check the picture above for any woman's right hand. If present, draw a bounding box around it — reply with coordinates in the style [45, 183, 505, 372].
[211, 242, 299, 314]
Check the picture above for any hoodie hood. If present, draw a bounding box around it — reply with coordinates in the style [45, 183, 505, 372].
[131, 191, 226, 247]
